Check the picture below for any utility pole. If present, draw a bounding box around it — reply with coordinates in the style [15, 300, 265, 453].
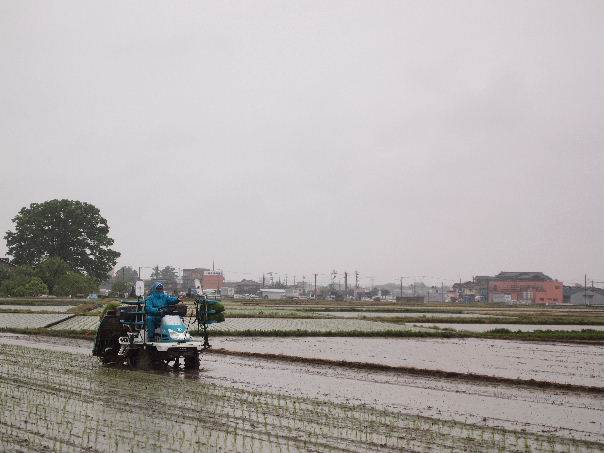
[441, 282, 444, 303]
[138, 267, 141, 279]
[585, 274, 588, 306]
[400, 277, 404, 297]
[344, 272, 348, 297]
[314, 273, 317, 298]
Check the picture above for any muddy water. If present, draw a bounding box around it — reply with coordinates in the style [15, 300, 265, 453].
[201, 354, 604, 443]
[0, 304, 73, 312]
[213, 336, 604, 387]
[1, 333, 603, 443]
[0, 332, 91, 354]
[321, 311, 508, 318]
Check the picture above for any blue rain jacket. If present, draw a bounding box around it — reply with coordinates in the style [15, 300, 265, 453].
[145, 282, 179, 340]
[145, 282, 179, 315]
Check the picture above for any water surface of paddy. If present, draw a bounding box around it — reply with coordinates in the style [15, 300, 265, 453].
[213, 336, 604, 387]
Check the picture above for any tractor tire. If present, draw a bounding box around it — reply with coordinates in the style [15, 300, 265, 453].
[184, 355, 200, 371]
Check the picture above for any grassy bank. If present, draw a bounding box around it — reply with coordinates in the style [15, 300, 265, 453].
[366, 315, 604, 325]
[3, 326, 602, 343]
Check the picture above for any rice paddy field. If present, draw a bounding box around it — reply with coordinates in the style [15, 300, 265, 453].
[1, 298, 603, 452]
[207, 317, 426, 333]
[0, 313, 70, 329]
[0, 305, 73, 313]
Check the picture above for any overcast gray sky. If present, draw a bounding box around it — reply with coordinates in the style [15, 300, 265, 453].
[1, 1, 602, 285]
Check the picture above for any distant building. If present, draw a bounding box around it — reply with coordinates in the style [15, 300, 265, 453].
[488, 272, 562, 304]
[260, 288, 286, 300]
[220, 287, 235, 298]
[285, 287, 300, 298]
[226, 279, 262, 295]
[473, 276, 493, 301]
[452, 281, 478, 302]
[564, 286, 604, 305]
[182, 268, 208, 290]
[202, 270, 225, 290]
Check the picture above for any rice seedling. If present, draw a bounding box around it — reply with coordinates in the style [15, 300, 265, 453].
[1, 343, 602, 452]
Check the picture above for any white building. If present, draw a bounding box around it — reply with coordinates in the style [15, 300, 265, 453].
[285, 288, 300, 298]
[260, 288, 286, 300]
[220, 287, 235, 298]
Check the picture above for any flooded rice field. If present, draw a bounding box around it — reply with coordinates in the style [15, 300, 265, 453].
[213, 336, 604, 387]
[414, 323, 604, 332]
[321, 311, 509, 318]
[0, 304, 73, 313]
[1, 334, 603, 450]
[0, 313, 69, 329]
[48, 315, 100, 330]
[206, 317, 423, 332]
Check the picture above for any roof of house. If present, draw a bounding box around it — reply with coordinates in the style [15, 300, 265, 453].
[565, 286, 604, 296]
[493, 272, 553, 281]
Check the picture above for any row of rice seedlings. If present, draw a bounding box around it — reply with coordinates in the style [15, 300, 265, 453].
[1, 344, 603, 452]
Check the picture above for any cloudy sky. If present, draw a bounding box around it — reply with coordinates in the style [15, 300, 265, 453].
[1, 1, 602, 285]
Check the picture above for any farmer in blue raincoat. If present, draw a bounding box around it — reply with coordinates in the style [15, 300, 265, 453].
[145, 282, 180, 340]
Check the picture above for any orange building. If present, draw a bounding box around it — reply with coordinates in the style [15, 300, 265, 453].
[201, 270, 225, 290]
[488, 272, 562, 304]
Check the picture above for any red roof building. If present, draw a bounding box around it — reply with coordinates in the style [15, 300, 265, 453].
[488, 272, 563, 304]
[202, 270, 224, 290]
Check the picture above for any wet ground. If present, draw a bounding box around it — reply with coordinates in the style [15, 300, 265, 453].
[212, 336, 604, 387]
[206, 317, 425, 332]
[0, 312, 70, 328]
[320, 311, 509, 318]
[1, 332, 603, 448]
[0, 304, 73, 312]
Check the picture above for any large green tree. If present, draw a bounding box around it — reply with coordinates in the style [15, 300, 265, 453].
[35, 256, 70, 294]
[113, 266, 139, 284]
[150, 266, 161, 280]
[4, 200, 120, 281]
[53, 271, 98, 297]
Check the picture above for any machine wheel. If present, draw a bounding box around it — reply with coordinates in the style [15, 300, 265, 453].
[184, 355, 200, 370]
[100, 337, 121, 364]
[129, 349, 153, 370]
